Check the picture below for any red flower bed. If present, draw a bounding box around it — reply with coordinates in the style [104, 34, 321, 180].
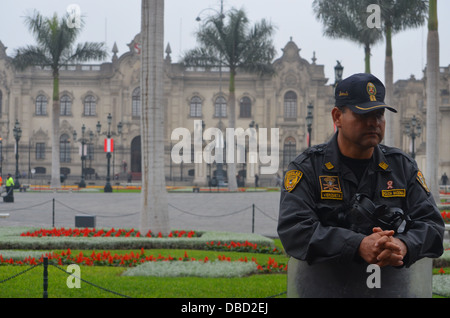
[20, 228, 197, 238]
[0, 248, 287, 273]
[442, 211, 450, 224]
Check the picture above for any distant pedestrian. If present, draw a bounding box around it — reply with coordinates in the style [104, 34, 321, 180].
[441, 172, 448, 186]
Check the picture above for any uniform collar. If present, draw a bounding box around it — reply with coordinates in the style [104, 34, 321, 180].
[322, 132, 392, 173]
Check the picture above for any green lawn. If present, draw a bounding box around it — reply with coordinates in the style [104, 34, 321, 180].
[0, 248, 288, 298]
[0, 229, 448, 299]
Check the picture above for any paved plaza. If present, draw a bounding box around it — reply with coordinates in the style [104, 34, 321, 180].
[0, 190, 281, 237]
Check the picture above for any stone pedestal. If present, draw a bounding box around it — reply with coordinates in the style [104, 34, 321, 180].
[287, 257, 432, 298]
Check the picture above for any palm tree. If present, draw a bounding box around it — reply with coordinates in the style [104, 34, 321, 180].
[12, 10, 107, 188]
[312, 0, 383, 73]
[140, 0, 170, 235]
[183, 8, 276, 191]
[378, 0, 428, 147]
[426, 0, 440, 200]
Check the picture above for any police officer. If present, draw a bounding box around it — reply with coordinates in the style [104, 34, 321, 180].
[278, 74, 444, 295]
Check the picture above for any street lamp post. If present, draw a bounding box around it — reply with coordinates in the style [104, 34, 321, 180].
[334, 61, 344, 86]
[97, 113, 123, 192]
[195, 0, 224, 21]
[306, 102, 314, 148]
[404, 115, 422, 159]
[73, 124, 93, 188]
[13, 119, 22, 189]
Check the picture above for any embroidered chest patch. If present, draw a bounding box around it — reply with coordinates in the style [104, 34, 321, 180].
[319, 176, 343, 200]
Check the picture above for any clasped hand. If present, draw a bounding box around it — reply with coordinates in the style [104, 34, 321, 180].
[358, 227, 407, 267]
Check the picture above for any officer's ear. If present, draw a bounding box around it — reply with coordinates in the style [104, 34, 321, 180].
[332, 107, 344, 128]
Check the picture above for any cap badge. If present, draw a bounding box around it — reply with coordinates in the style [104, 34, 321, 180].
[367, 82, 377, 101]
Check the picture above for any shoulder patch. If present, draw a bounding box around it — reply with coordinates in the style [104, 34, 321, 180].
[416, 170, 430, 193]
[284, 170, 303, 192]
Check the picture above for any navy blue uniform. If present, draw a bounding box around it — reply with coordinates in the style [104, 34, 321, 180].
[278, 133, 444, 267]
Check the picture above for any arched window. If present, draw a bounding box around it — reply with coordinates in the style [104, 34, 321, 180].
[283, 136, 297, 169]
[60, 134, 71, 163]
[239, 96, 252, 118]
[35, 95, 47, 116]
[84, 95, 96, 116]
[284, 91, 297, 119]
[214, 96, 227, 118]
[60, 95, 72, 116]
[190, 96, 202, 117]
[132, 87, 141, 117]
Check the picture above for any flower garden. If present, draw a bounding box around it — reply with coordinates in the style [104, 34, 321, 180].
[0, 226, 288, 298]
[0, 225, 449, 298]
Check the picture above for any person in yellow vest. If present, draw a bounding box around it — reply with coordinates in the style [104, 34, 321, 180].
[5, 173, 14, 202]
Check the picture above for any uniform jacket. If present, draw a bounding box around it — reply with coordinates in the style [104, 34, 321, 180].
[278, 133, 445, 268]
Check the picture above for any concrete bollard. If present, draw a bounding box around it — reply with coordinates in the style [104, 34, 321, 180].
[287, 257, 432, 298]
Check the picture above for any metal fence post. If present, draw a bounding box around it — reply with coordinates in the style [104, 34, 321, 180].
[43, 257, 48, 298]
[52, 198, 55, 228]
[252, 204, 255, 233]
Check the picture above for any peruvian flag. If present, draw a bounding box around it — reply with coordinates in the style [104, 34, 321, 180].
[104, 138, 114, 152]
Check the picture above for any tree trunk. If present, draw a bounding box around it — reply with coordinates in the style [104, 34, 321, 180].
[426, 0, 440, 200]
[227, 68, 238, 191]
[140, 0, 169, 235]
[364, 44, 371, 73]
[50, 72, 61, 188]
[384, 25, 395, 147]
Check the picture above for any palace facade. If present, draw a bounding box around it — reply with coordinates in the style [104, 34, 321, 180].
[0, 34, 449, 187]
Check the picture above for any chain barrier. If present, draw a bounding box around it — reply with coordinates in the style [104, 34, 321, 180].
[0, 257, 131, 298]
[54, 199, 140, 218]
[168, 203, 253, 218]
[0, 263, 41, 284]
[1, 198, 282, 298]
[50, 262, 132, 298]
[0, 197, 279, 228]
[0, 256, 284, 298]
[0, 199, 54, 212]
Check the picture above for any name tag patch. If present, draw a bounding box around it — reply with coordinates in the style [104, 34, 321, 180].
[319, 176, 343, 200]
[381, 189, 406, 198]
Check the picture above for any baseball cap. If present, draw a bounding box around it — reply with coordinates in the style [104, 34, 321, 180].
[335, 73, 397, 114]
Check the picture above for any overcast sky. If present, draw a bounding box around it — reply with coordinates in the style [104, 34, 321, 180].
[1, 0, 449, 84]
